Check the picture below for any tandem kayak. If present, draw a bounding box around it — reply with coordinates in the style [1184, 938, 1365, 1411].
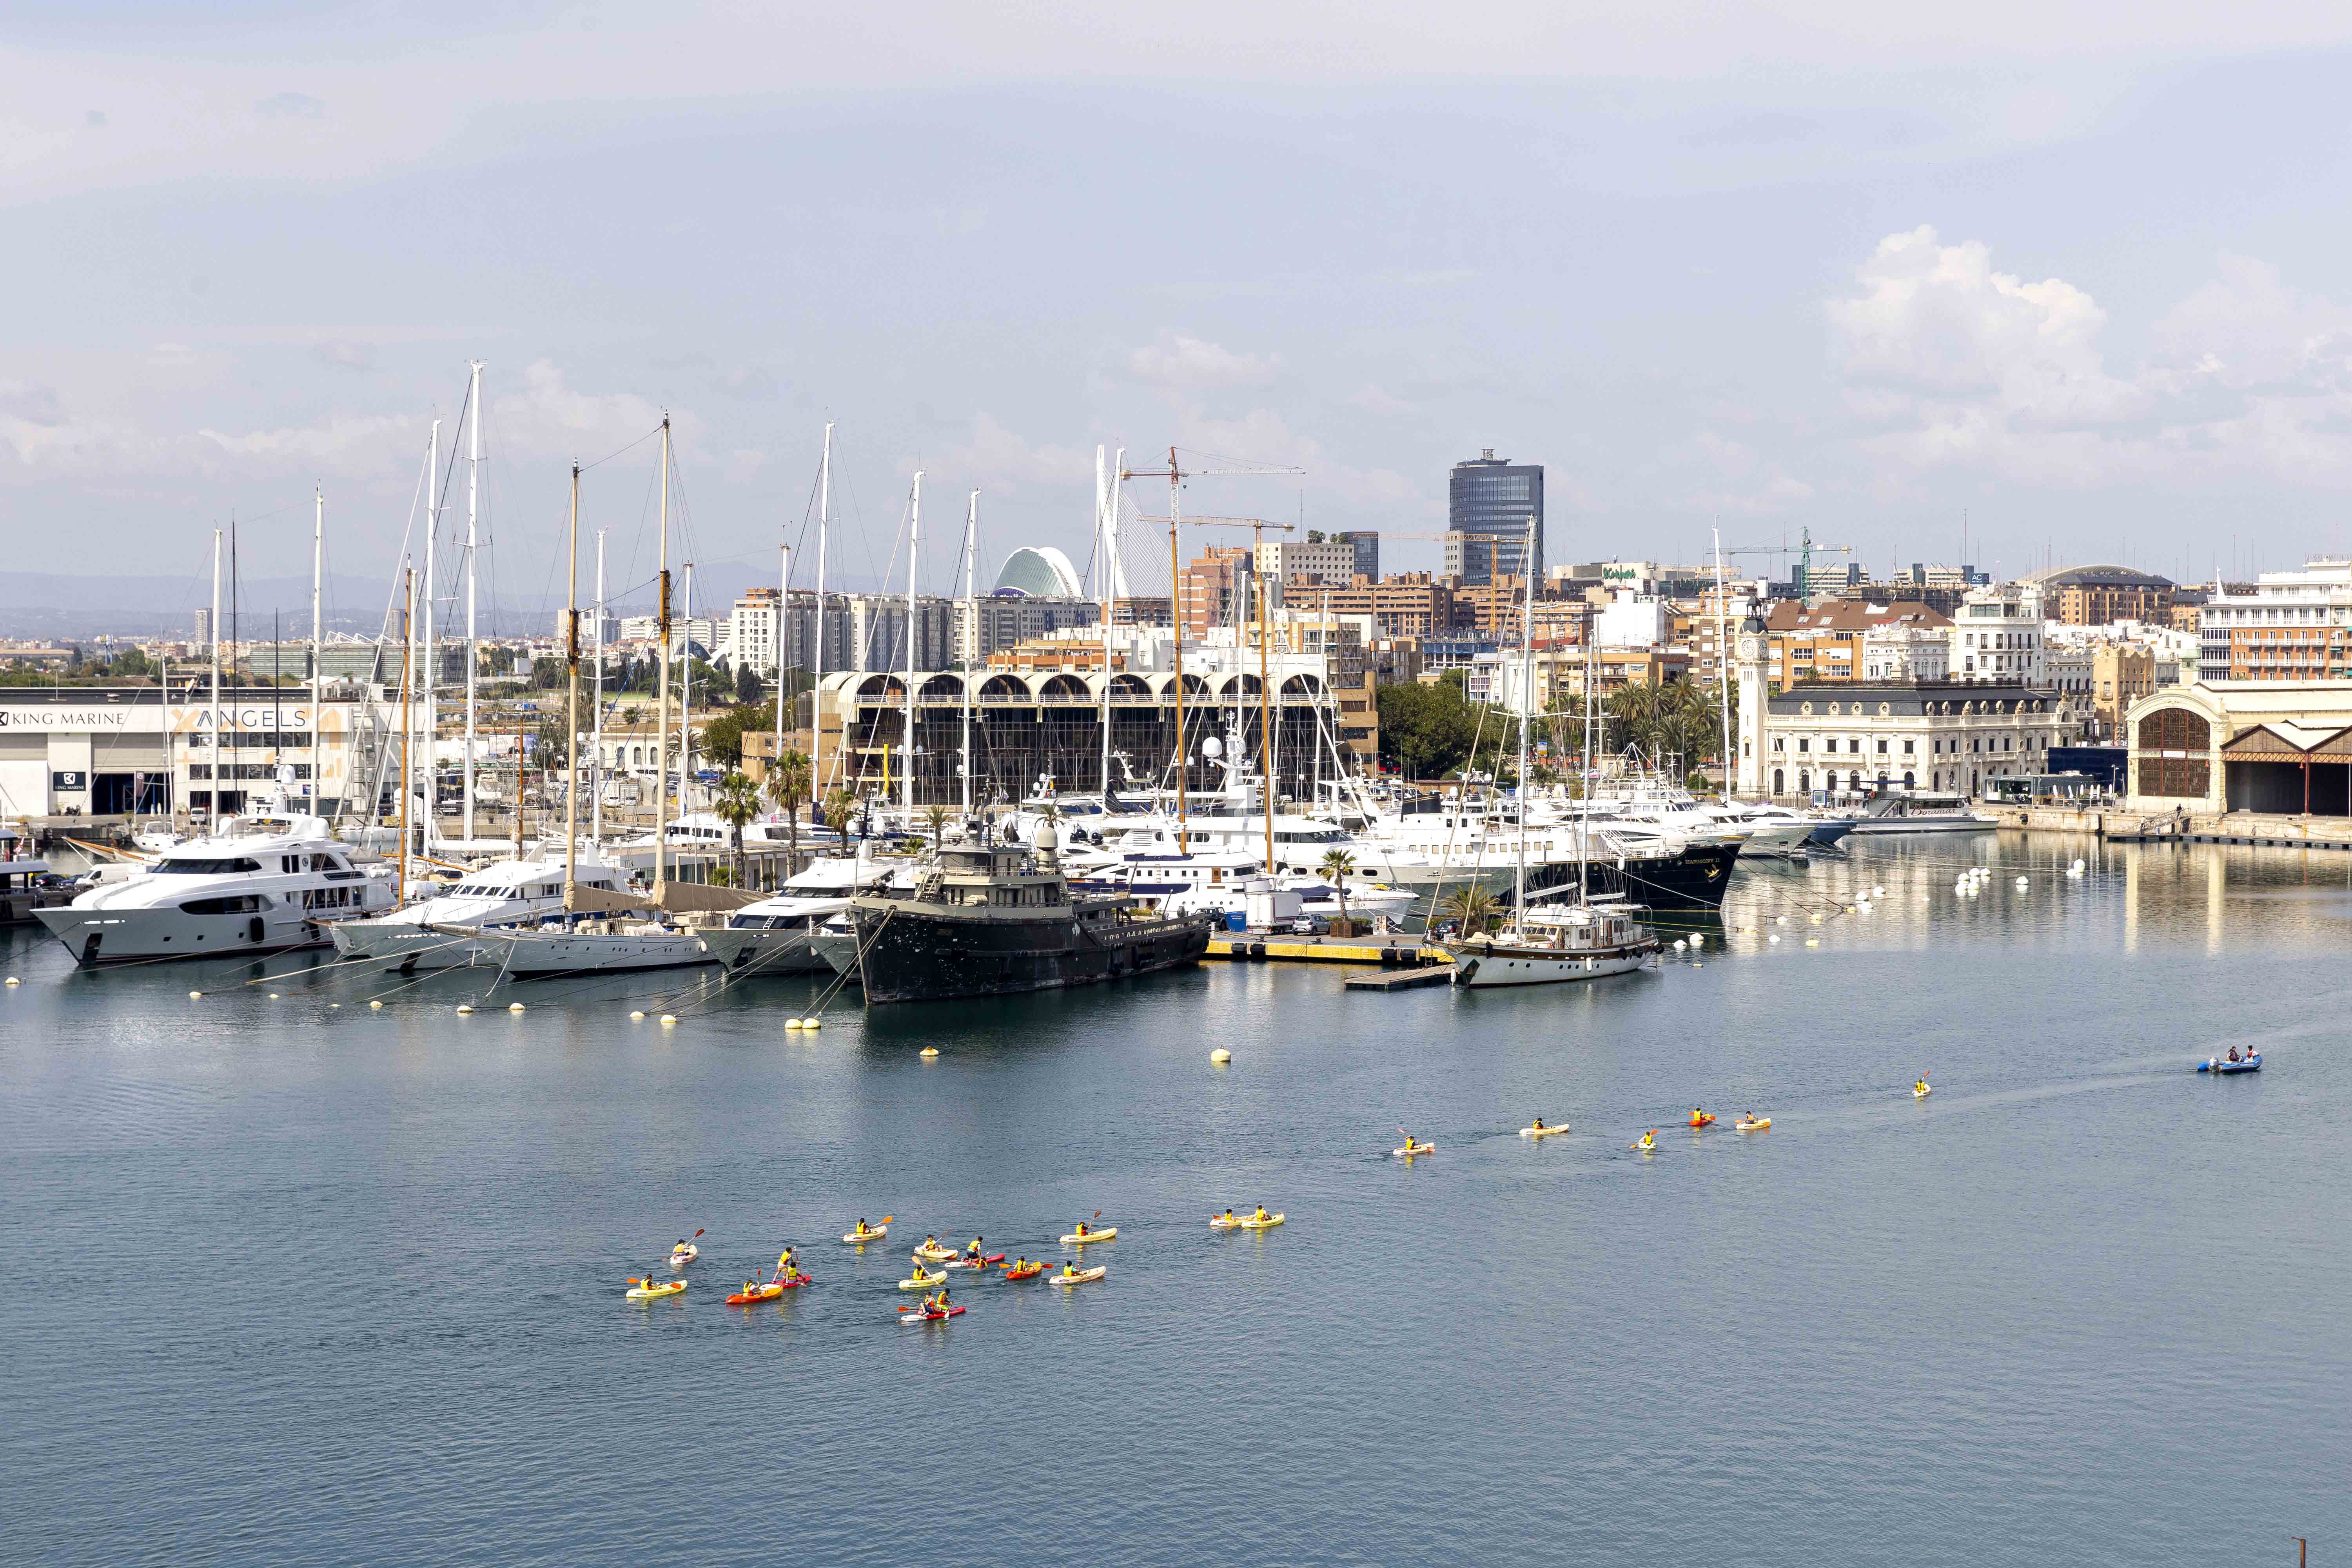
[1060, 1228, 1116, 1245]
[1519, 1124, 1568, 1138]
[1735, 1118, 1772, 1133]
[1001, 1262, 1045, 1280]
[627, 1279, 688, 1301]
[1051, 1267, 1107, 1286]
[944, 1252, 1005, 1270]
[900, 1304, 965, 1323]
[1210, 1213, 1285, 1230]
[2199, 1054, 2262, 1074]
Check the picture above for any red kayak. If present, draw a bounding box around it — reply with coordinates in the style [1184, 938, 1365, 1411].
[1001, 1261, 1045, 1280]
[898, 1304, 965, 1323]
[725, 1275, 813, 1303]
[944, 1252, 1005, 1271]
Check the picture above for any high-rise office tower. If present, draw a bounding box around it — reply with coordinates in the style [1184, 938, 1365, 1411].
[1445, 450, 1543, 586]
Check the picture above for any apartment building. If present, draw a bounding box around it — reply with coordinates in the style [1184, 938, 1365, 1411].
[1952, 581, 2045, 685]
[2031, 564, 2177, 627]
[1759, 599, 1954, 688]
[2196, 559, 2352, 681]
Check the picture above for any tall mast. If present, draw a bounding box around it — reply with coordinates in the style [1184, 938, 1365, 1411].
[1713, 526, 1733, 802]
[1515, 512, 1535, 922]
[815, 421, 831, 791]
[903, 471, 922, 812]
[681, 562, 696, 817]
[562, 463, 582, 909]
[421, 418, 440, 847]
[1256, 528, 1274, 876]
[1099, 446, 1120, 799]
[961, 489, 977, 816]
[593, 527, 607, 847]
[209, 529, 222, 820]
[399, 566, 414, 904]
[1167, 447, 1187, 833]
[654, 415, 672, 894]
[464, 361, 483, 843]
[310, 489, 322, 816]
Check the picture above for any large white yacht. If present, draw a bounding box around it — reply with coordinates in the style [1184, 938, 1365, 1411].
[36, 813, 394, 967]
[328, 855, 626, 970]
[1062, 829, 1419, 925]
[694, 854, 896, 975]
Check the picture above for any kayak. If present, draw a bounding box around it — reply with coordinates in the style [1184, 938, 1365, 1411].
[1239, 1213, 1285, 1230]
[1211, 1214, 1285, 1230]
[1519, 1124, 1568, 1138]
[898, 1271, 951, 1290]
[1633, 1138, 1657, 1153]
[1913, 1085, 1932, 1099]
[841, 1228, 887, 1244]
[944, 1252, 1005, 1270]
[1050, 1267, 1107, 1286]
[1001, 1261, 1045, 1280]
[725, 1282, 784, 1305]
[2199, 1054, 2262, 1074]
[1688, 1115, 1715, 1129]
[1060, 1228, 1116, 1245]
[1735, 1118, 1771, 1132]
[1392, 1145, 1436, 1157]
[627, 1280, 687, 1300]
[668, 1244, 699, 1268]
[911, 1242, 958, 1262]
[899, 1304, 965, 1323]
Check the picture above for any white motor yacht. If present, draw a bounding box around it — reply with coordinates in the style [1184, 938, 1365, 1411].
[36, 813, 394, 967]
[695, 854, 896, 974]
[463, 916, 714, 978]
[329, 855, 626, 970]
[1844, 790, 1998, 834]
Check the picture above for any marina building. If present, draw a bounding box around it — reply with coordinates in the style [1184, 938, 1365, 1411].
[2124, 680, 2352, 816]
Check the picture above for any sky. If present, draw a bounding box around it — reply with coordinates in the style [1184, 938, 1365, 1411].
[7, 2, 2352, 617]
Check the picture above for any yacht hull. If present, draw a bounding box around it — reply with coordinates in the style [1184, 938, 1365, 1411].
[330, 922, 501, 970]
[467, 927, 715, 978]
[1447, 937, 1658, 987]
[38, 904, 336, 967]
[850, 905, 1216, 1005]
[697, 925, 834, 975]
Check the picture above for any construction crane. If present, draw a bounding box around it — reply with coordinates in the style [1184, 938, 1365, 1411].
[1116, 449, 1302, 826]
[1717, 526, 1858, 600]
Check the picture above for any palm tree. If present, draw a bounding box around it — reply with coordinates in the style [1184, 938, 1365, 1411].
[922, 802, 951, 854]
[713, 770, 762, 887]
[822, 788, 858, 844]
[765, 748, 813, 875]
[1438, 882, 1501, 938]
[1319, 848, 1356, 931]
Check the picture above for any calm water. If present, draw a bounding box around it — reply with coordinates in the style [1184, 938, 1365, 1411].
[5, 834, 2348, 1565]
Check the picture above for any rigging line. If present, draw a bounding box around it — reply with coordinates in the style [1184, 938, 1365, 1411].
[578, 421, 665, 474]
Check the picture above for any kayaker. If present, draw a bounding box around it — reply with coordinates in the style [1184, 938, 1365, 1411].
[963, 1236, 985, 1259]
[1252, 1205, 1269, 1221]
[922, 1234, 941, 1252]
[1220, 1209, 1236, 1223]
[1061, 1262, 1081, 1279]
[1073, 1221, 1090, 1238]
[1532, 1117, 1546, 1131]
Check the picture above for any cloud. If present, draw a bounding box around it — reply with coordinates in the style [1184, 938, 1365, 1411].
[1675, 430, 1817, 515]
[1172, 403, 1416, 509]
[254, 92, 325, 120]
[1348, 383, 1416, 417]
[199, 412, 409, 471]
[490, 359, 682, 464]
[1823, 226, 2352, 490]
[1127, 333, 1281, 390]
[943, 412, 1093, 493]
[311, 341, 375, 372]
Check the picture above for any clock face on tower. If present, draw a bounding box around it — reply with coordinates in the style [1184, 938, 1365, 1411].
[1739, 637, 1759, 658]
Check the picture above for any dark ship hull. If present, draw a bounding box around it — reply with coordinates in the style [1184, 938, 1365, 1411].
[1501, 842, 1741, 912]
[852, 904, 1218, 1004]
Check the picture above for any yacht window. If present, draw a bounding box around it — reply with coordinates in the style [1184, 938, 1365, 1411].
[156, 857, 263, 875]
[180, 894, 265, 915]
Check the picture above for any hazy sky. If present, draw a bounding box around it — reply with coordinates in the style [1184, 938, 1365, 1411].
[8, 2, 2352, 606]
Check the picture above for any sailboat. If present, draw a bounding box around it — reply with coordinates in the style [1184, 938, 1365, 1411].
[463, 433, 715, 979]
[1444, 516, 1661, 989]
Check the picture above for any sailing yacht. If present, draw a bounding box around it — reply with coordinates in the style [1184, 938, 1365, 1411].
[328, 855, 625, 969]
[36, 813, 394, 966]
[1439, 517, 1661, 989]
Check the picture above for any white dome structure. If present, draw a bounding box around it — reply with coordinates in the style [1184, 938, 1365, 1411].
[994, 546, 1087, 599]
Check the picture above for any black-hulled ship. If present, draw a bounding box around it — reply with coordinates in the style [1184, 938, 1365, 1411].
[845, 837, 1218, 1004]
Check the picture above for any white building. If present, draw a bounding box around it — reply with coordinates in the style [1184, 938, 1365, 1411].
[2195, 558, 2352, 681]
[1862, 625, 1949, 682]
[1593, 592, 1668, 650]
[1952, 582, 2045, 684]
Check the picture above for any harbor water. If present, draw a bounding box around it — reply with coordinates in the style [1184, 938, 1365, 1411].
[4, 834, 2348, 1564]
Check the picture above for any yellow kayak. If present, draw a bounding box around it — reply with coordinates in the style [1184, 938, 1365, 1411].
[910, 1242, 957, 1262]
[1519, 1123, 1568, 1138]
[898, 1270, 948, 1290]
[1051, 1266, 1107, 1285]
[1211, 1213, 1285, 1230]
[1060, 1227, 1115, 1245]
[626, 1279, 687, 1300]
[1735, 1117, 1772, 1132]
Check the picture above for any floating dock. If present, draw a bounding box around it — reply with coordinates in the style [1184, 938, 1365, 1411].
[1343, 962, 1457, 991]
[1206, 934, 1446, 966]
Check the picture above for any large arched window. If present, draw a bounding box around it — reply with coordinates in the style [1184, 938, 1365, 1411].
[2134, 707, 2213, 798]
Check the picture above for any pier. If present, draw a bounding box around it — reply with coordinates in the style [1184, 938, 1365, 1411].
[1205, 933, 1447, 966]
[1987, 805, 2352, 850]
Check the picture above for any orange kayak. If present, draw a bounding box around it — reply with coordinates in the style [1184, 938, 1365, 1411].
[1688, 1114, 1716, 1128]
[1001, 1261, 1045, 1280]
